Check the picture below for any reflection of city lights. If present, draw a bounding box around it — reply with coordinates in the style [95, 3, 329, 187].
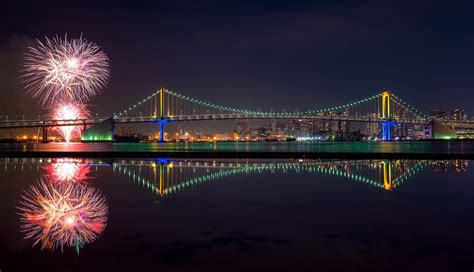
[43, 158, 92, 184]
[17, 180, 108, 254]
[452, 160, 468, 172]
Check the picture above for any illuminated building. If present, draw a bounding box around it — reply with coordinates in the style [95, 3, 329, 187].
[235, 121, 249, 136]
[450, 109, 466, 121]
[430, 109, 447, 120]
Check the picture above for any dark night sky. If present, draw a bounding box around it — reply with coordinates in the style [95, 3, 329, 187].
[1, 0, 473, 119]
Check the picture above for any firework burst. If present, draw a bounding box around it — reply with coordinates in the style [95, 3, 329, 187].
[22, 35, 110, 106]
[43, 158, 92, 184]
[50, 101, 90, 142]
[17, 180, 108, 253]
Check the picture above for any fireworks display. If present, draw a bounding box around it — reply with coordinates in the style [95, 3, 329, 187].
[17, 179, 108, 254]
[42, 158, 92, 184]
[22, 35, 110, 107]
[49, 101, 90, 142]
[21, 34, 109, 142]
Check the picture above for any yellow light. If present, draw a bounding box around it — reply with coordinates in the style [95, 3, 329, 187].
[22, 135, 27, 139]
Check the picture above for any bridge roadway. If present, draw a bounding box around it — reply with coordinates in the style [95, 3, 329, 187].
[0, 113, 434, 129]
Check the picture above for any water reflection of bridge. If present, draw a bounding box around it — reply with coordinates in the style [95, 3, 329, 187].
[3, 157, 469, 254]
[112, 159, 433, 194]
[2, 158, 469, 196]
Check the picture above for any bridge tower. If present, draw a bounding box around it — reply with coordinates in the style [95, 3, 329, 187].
[379, 91, 395, 141]
[160, 86, 164, 119]
[156, 87, 173, 142]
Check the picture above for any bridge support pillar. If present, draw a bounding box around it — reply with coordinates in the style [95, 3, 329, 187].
[380, 121, 395, 141]
[156, 120, 174, 142]
[159, 121, 165, 142]
[41, 127, 48, 143]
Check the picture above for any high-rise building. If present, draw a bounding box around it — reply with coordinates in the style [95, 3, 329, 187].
[430, 110, 446, 120]
[257, 126, 268, 139]
[365, 113, 379, 138]
[450, 109, 466, 121]
[235, 121, 249, 135]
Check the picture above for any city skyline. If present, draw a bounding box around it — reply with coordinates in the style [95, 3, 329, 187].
[1, 0, 474, 119]
[2, 2, 474, 271]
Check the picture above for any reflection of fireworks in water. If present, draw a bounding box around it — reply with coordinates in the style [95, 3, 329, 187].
[50, 101, 90, 142]
[43, 158, 92, 184]
[17, 180, 108, 253]
[22, 35, 110, 106]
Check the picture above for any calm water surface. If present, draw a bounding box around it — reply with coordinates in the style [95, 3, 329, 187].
[1, 141, 474, 153]
[0, 158, 473, 271]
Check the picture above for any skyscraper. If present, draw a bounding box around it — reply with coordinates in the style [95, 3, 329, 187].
[430, 110, 446, 120]
[450, 109, 466, 121]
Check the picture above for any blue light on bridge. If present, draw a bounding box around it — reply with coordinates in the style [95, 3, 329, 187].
[154, 119, 174, 142]
[380, 121, 396, 141]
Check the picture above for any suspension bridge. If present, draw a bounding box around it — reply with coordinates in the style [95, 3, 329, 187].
[0, 88, 471, 141]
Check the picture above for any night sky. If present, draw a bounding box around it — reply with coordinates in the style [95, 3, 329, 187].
[1, 0, 473, 119]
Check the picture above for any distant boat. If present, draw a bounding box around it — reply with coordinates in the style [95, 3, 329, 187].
[285, 137, 297, 142]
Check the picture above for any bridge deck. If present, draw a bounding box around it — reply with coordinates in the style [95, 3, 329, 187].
[0, 114, 436, 129]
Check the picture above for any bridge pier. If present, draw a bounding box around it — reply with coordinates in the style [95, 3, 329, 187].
[380, 121, 395, 141]
[41, 127, 48, 143]
[156, 120, 174, 142]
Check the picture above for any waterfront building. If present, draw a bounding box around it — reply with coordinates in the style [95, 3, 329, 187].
[235, 121, 249, 136]
[430, 109, 447, 120]
[451, 109, 466, 121]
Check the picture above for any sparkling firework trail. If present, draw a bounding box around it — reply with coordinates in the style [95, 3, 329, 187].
[43, 158, 92, 184]
[17, 180, 108, 253]
[22, 35, 110, 106]
[50, 101, 90, 142]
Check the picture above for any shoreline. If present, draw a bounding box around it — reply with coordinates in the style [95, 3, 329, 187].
[1, 151, 473, 159]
